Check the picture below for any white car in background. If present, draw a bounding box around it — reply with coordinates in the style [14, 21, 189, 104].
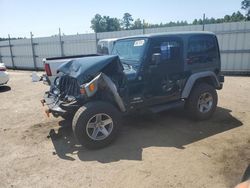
[0, 63, 9, 85]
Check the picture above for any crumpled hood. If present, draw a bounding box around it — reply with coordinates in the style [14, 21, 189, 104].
[57, 55, 123, 84]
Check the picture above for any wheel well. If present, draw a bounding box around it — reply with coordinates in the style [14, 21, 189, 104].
[181, 72, 220, 99]
[185, 76, 217, 99]
[194, 76, 217, 88]
[95, 89, 119, 110]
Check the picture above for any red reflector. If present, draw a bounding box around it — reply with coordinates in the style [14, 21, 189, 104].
[44, 63, 52, 76]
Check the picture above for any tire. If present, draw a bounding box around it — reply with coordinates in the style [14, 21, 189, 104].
[185, 83, 218, 120]
[61, 113, 74, 121]
[72, 101, 121, 149]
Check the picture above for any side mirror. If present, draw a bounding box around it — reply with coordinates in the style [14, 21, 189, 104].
[151, 53, 161, 65]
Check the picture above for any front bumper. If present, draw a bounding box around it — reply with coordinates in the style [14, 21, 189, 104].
[42, 92, 80, 117]
[43, 92, 66, 117]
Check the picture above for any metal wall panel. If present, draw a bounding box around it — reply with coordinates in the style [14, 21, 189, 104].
[62, 34, 96, 56]
[0, 40, 11, 67]
[34, 43, 61, 57]
[242, 53, 250, 70]
[63, 40, 96, 55]
[12, 44, 32, 56]
[36, 57, 45, 69]
[13, 56, 34, 69]
[0, 46, 11, 56]
[1, 57, 12, 67]
[244, 33, 250, 49]
[63, 41, 96, 55]
[34, 36, 61, 58]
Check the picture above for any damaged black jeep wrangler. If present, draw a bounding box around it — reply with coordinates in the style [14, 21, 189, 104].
[42, 32, 224, 149]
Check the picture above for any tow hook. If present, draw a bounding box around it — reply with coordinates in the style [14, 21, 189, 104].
[45, 109, 51, 117]
[41, 99, 45, 106]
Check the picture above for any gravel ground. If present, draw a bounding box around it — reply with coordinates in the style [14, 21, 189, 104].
[0, 70, 249, 188]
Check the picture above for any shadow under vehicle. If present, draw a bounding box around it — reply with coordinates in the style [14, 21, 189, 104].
[48, 107, 242, 162]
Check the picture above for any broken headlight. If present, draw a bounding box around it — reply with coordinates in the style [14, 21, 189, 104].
[54, 77, 60, 86]
[52, 87, 60, 95]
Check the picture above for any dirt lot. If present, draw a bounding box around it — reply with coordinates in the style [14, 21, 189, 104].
[0, 71, 249, 188]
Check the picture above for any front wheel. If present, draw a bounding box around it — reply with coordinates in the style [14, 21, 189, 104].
[61, 113, 74, 121]
[185, 83, 218, 120]
[72, 101, 121, 149]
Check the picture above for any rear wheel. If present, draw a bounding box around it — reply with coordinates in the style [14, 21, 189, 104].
[72, 101, 121, 149]
[185, 83, 218, 120]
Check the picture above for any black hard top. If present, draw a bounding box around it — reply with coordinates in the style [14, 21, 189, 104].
[117, 31, 215, 41]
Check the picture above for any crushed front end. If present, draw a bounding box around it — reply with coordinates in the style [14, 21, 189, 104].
[42, 75, 84, 117]
[41, 55, 127, 118]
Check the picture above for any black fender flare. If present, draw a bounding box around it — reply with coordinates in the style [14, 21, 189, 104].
[181, 71, 220, 99]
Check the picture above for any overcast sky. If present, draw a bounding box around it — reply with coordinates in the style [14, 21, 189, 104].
[0, 0, 244, 38]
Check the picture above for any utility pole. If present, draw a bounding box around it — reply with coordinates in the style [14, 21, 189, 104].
[8, 34, 15, 69]
[142, 19, 145, 34]
[202, 13, 205, 31]
[30, 32, 37, 70]
[59, 28, 64, 57]
[95, 32, 98, 52]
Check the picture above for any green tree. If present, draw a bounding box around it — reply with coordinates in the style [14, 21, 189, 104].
[122, 13, 133, 30]
[105, 17, 121, 31]
[230, 11, 245, 21]
[91, 1, 248, 33]
[224, 15, 231, 22]
[91, 14, 106, 32]
[209, 18, 216, 24]
[241, 0, 250, 19]
[132, 18, 143, 29]
[197, 19, 203, 25]
[193, 19, 198, 25]
[91, 14, 121, 32]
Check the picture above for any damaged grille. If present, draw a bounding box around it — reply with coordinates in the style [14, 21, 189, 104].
[58, 75, 80, 98]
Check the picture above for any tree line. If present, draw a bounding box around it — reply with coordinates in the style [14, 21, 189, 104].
[0, 37, 25, 42]
[91, 0, 250, 32]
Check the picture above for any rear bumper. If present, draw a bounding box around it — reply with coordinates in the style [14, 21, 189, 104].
[0, 71, 9, 85]
[219, 75, 224, 83]
[217, 75, 224, 90]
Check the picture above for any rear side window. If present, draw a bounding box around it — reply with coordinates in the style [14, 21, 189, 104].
[187, 35, 218, 64]
[151, 38, 182, 63]
[97, 41, 109, 55]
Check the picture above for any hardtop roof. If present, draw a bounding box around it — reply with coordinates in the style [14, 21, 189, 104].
[116, 31, 215, 41]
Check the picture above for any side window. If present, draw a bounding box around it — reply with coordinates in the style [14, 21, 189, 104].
[97, 42, 109, 55]
[152, 38, 182, 63]
[187, 35, 217, 64]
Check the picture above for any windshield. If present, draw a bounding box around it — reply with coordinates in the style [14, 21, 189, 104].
[112, 38, 147, 63]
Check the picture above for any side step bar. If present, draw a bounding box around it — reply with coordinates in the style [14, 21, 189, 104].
[149, 100, 185, 113]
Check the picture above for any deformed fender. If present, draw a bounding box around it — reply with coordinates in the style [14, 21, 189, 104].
[84, 73, 126, 112]
[181, 71, 220, 99]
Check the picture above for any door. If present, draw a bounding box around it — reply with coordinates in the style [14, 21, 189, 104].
[143, 37, 184, 106]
